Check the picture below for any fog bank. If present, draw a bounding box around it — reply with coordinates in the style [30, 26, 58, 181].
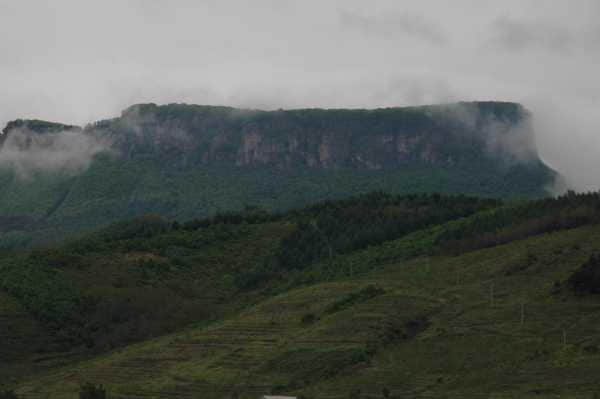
[0, 128, 110, 179]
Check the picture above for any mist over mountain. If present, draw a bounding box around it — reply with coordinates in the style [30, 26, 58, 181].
[0, 101, 555, 248]
[0, 120, 110, 179]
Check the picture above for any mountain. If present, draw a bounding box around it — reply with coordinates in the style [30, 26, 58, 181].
[0, 101, 557, 248]
[2, 191, 600, 398]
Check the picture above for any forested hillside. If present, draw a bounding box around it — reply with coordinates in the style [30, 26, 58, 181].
[2, 191, 600, 398]
[0, 102, 556, 249]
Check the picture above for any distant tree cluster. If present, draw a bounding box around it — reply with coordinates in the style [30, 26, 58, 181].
[234, 192, 500, 290]
[276, 192, 500, 270]
[179, 205, 279, 231]
[436, 191, 600, 255]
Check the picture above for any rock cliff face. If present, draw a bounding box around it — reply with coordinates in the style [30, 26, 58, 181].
[64, 101, 540, 170]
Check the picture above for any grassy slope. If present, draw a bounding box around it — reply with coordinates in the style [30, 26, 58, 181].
[12, 224, 600, 399]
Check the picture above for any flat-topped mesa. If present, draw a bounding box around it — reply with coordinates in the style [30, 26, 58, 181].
[1, 119, 81, 136]
[0, 101, 556, 248]
[86, 100, 541, 169]
[0, 119, 82, 149]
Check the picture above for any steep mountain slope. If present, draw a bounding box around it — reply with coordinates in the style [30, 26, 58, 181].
[0, 102, 556, 248]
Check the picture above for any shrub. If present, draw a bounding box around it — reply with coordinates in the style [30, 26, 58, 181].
[325, 285, 385, 314]
[349, 388, 362, 399]
[568, 254, 600, 295]
[79, 383, 107, 399]
[301, 313, 317, 325]
[0, 390, 18, 399]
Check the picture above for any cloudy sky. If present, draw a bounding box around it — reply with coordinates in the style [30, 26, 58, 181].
[0, 0, 599, 189]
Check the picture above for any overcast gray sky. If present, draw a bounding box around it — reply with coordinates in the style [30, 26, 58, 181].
[1, 0, 599, 189]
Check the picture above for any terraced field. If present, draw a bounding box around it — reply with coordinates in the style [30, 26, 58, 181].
[12, 224, 600, 398]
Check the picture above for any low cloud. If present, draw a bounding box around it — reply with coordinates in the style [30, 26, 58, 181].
[487, 16, 573, 53]
[438, 102, 539, 164]
[484, 117, 538, 164]
[0, 127, 111, 179]
[528, 99, 600, 192]
[368, 77, 456, 106]
[339, 10, 447, 45]
[584, 25, 600, 50]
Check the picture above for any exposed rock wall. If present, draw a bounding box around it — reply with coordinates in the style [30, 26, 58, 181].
[1, 101, 540, 171]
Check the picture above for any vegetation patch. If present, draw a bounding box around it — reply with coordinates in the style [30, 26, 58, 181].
[300, 312, 318, 326]
[78, 383, 107, 399]
[265, 347, 371, 385]
[0, 390, 18, 399]
[568, 254, 600, 295]
[276, 192, 499, 270]
[325, 285, 386, 315]
[436, 191, 600, 256]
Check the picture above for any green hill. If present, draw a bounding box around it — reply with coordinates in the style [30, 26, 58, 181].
[2, 192, 600, 398]
[0, 102, 557, 249]
[0, 193, 497, 377]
